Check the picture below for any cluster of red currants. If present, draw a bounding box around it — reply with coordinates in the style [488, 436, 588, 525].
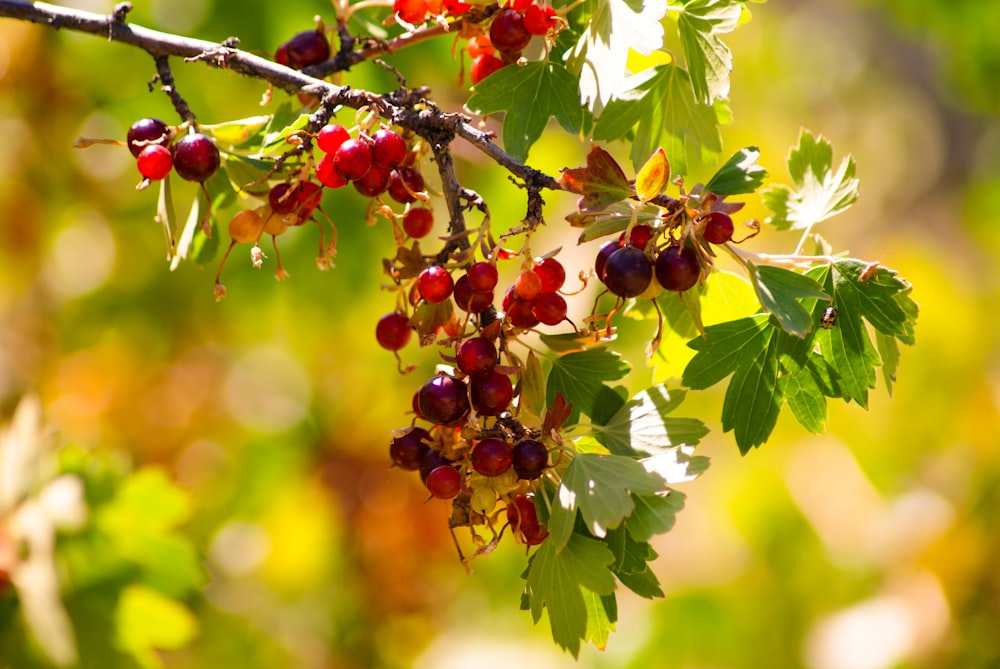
[466, 2, 559, 84]
[128, 117, 220, 187]
[392, 0, 474, 27]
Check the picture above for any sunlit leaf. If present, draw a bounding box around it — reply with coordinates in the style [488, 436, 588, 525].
[704, 146, 768, 195]
[115, 585, 198, 669]
[547, 347, 630, 424]
[634, 148, 670, 201]
[676, 0, 744, 104]
[747, 263, 830, 337]
[558, 146, 634, 214]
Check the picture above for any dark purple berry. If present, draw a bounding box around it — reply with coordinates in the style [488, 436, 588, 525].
[172, 133, 220, 183]
[127, 117, 170, 157]
[512, 439, 548, 479]
[603, 246, 652, 298]
[469, 371, 513, 416]
[417, 375, 470, 426]
[470, 437, 513, 477]
[654, 243, 701, 292]
[456, 337, 497, 375]
[390, 426, 431, 470]
[702, 212, 735, 244]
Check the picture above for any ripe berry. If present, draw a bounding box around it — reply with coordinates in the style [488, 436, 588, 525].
[531, 291, 567, 326]
[317, 123, 350, 154]
[127, 117, 170, 157]
[467, 262, 499, 292]
[453, 276, 494, 313]
[443, 0, 472, 15]
[512, 439, 548, 479]
[471, 438, 513, 477]
[533, 257, 565, 292]
[402, 207, 434, 238]
[466, 35, 494, 59]
[284, 30, 331, 69]
[417, 375, 470, 426]
[469, 370, 513, 416]
[376, 312, 412, 351]
[390, 426, 431, 470]
[523, 3, 558, 36]
[456, 337, 497, 375]
[602, 246, 653, 298]
[624, 224, 656, 250]
[470, 54, 505, 85]
[419, 449, 449, 482]
[595, 240, 620, 281]
[506, 298, 539, 329]
[394, 0, 428, 24]
[507, 493, 547, 545]
[136, 144, 173, 181]
[425, 465, 462, 499]
[269, 182, 298, 214]
[417, 265, 454, 304]
[654, 243, 701, 292]
[702, 211, 735, 245]
[172, 133, 220, 183]
[333, 138, 373, 181]
[515, 269, 543, 301]
[489, 9, 532, 54]
[316, 154, 349, 188]
[387, 166, 424, 204]
[371, 128, 408, 168]
[353, 164, 391, 197]
[296, 181, 324, 217]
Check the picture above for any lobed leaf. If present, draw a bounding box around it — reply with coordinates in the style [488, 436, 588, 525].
[747, 263, 831, 338]
[676, 0, 745, 104]
[558, 145, 634, 214]
[704, 146, 768, 195]
[546, 347, 630, 425]
[596, 385, 709, 458]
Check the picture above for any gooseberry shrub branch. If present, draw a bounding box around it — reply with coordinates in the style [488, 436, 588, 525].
[0, 0, 918, 661]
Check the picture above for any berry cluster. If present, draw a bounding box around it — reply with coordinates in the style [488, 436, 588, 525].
[127, 117, 220, 188]
[465, 2, 560, 84]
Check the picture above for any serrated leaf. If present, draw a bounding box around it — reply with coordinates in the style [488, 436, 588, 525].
[547, 347, 630, 425]
[720, 325, 782, 452]
[525, 533, 617, 657]
[682, 314, 770, 389]
[466, 61, 583, 162]
[594, 64, 722, 174]
[641, 445, 711, 484]
[635, 148, 670, 201]
[567, 0, 667, 112]
[704, 146, 768, 195]
[748, 263, 830, 338]
[558, 146, 634, 214]
[625, 491, 685, 542]
[582, 591, 617, 650]
[597, 385, 709, 458]
[548, 453, 666, 550]
[115, 585, 197, 669]
[605, 526, 664, 598]
[779, 362, 827, 433]
[875, 330, 900, 396]
[676, 0, 744, 104]
[763, 129, 859, 231]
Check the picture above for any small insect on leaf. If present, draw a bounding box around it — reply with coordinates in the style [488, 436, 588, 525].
[820, 305, 837, 329]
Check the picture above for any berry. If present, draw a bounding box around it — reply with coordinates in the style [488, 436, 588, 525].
[523, 3, 557, 36]
[284, 30, 330, 69]
[417, 265, 454, 304]
[506, 298, 539, 329]
[443, 0, 472, 15]
[471, 438, 513, 477]
[317, 123, 350, 154]
[402, 207, 434, 238]
[506, 493, 547, 544]
[371, 128, 408, 168]
[466, 35, 494, 59]
[417, 375, 470, 426]
[376, 312, 412, 351]
[602, 246, 652, 298]
[470, 486, 498, 514]
[512, 439, 548, 479]
[316, 154, 349, 188]
[390, 426, 431, 470]
[595, 240, 620, 281]
[425, 465, 462, 499]
[489, 9, 532, 54]
[533, 257, 565, 292]
[394, 0, 428, 24]
[654, 243, 701, 292]
[269, 182, 298, 214]
[333, 138, 373, 181]
[702, 211, 735, 245]
[515, 269, 542, 301]
[470, 54, 504, 85]
[172, 133, 220, 183]
[275, 43, 289, 66]
[456, 337, 497, 375]
[505, 0, 532, 11]
[469, 371, 513, 416]
[387, 166, 424, 204]
[136, 144, 173, 181]
[531, 291, 567, 326]
[227, 209, 265, 244]
[624, 224, 656, 250]
[353, 164, 391, 197]
[296, 181, 324, 217]
[453, 276, 493, 313]
[127, 117, 170, 157]
[467, 262, 499, 292]
[419, 449, 449, 482]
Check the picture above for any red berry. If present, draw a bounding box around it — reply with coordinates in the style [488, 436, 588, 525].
[471, 438, 513, 477]
[506, 494, 548, 545]
[296, 181, 324, 215]
[425, 465, 462, 499]
[402, 207, 434, 238]
[136, 144, 173, 181]
[532, 257, 565, 292]
[390, 426, 431, 470]
[172, 133, 220, 183]
[443, 0, 472, 14]
[515, 270, 542, 301]
[490, 9, 532, 54]
[269, 182, 298, 214]
[371, 128, 408, 168]
[506, 297, 539, 329]
[353, 164, 391, 197]
[417, 375, 470, 426]
[623, 224, 656, 250]
[376, 312, 412, 351]
[523, 3, 557, 36]
[387, 166, 424, 204]
[531, 291, 567, 326]
[456, 337, 497, 375]
[470, 53, 505, 85]
[417, 265, 454, 304]
[317, 123, 350, 154]
[466, 35, 494, 59]
[316, 153, 348, 188]
[284, 30, 330, 69]
[453, 276, 494, 313]
[333, 138, 373, 181]
[275, 44, 289, 66]
[467, 262, 499, 292]
[394, 0, 428, 24]
[469, 370, 513, 416]
[654, 243, 701, 292]
[702, 211, 735, 244]
[127, 118, 170, 157]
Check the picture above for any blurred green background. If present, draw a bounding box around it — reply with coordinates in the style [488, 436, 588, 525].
[2, 0, 999, 667]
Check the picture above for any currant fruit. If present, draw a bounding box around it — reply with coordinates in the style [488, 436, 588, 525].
[387, 166, 424, 204]
[333, 138, 373, 181]
[402, 207, 434, 238]
[467, 262, 499, 292]
[466, 35, 494, 59]
[531, 291, 567, 326]
[316, 153, 349, 189]
[533, 257, 565, 292]
[470, 53, 504, 85]
[136, 144, 173, 181]
[469, 370, 513, 416]
[284, 29, 331, 69]
[469, 486, 498, 514]
[416, 265, 454, 304]
[390, 426, 431, 470]
[453, 276, 494, 313]
[394, 0, 428, 24]
[172, 133, 220, 183]
[624, 224, 656, 250]
[127, 117, 170, 157]
[523, 3, 558, 36]
[371, 128, 408, 168]
[595, 240, 621, 281]
[417, 375, 470, 426]
[296, 181, 324, 218]
[506, 298, 540, 329]
[376, 312, 412, 351]
[507, 493, 547, 544]
[227, 209, 265, 244]
[702, 211, 735, 245]
[489, 9, 532, 54]
[512, 439, 548, 479]
[317, 123, 350, 154]
[456, 337, 497, 375]
[353, 164, 391, 197]
[269, 182, 298, 215]
[425, 465, 462, 499]
[603, 246, 653, 298]
[471, 437, 513, 477]
[515, 269, 543, 301]
[654, 243, 701, 292]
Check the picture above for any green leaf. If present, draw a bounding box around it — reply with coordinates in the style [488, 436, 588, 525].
[625, 491, 685, 542]
[582, 591, 617, 650]
[524, 533, 617, 657]
[547, 347, 630, 424]
[704, 146, 768, 195]
[466, 61, 583, 162]
[547, 453, 667, 550]
[115, 585, 198, 669]
[566, 0, 667, 112]
[720, 327, 782, 452]
[748, 263, 830, 337]
[519, 351, 548, 427]
[763, 129, 859, 231]
[779, 360, 828, 433]
[682, 314, 770, 390]
[676, 0, 744, 104]
[605, 526, 664, 598]
[597, 385, 709, 458]
[594, 64, 722, 174]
